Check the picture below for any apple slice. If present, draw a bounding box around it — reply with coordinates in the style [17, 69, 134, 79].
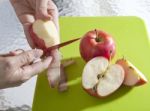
[116, 58, 148, 86]
[82, 57, 124, 97]
[29, 20, 59, 56]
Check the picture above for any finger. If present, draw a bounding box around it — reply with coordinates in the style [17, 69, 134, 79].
[24, 23, 36, 48]
[11, 0, 36, 48]
[36, 0, 51, 20]
[9, 49, 24, 56]
[13, 49, 43, 67]
[21, 56, 52, 82]
[0, 53, 13, 57]
[47, 49, 61, 88]
[0, 49, 24, 57]
[47, 0, 59, 31]
[10, 0, 35, 25]
[58, 64, 68, 92]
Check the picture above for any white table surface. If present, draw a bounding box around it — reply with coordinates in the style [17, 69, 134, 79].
[0, 0, 150, 110]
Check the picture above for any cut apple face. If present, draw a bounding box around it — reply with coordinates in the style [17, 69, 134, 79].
[116, 58, 148, 86]
[82, 57, 125, 97]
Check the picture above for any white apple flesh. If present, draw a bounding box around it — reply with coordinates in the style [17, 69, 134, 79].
[29, 20, 60, 56]
[32, 20, 59, 47]
[82, 57, 125, 97]
[116, 58, 148, 86]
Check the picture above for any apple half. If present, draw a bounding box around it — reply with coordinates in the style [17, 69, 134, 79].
[116, 58, 148, 86]
[29, 20, 59, 56]
[82, 57, 125, 97]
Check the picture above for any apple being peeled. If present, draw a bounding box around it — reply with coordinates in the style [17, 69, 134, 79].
[29, 20, 59, 56]
[116, 58, 148, 86]
[82, 57, 124, 97]
[80, 29, 116, 62]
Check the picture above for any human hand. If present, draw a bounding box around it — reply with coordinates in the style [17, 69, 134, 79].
[10, 0, 59, 48]
[0, 49, 52, 89]
[10, 0, 63, 89]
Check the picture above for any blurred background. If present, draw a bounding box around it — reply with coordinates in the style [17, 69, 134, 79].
[0, 0, 150, 110]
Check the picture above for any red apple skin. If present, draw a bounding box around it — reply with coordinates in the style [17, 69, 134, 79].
[83, 87, 115, 98]
[29, 25, 50, 56]
[136, 79, 147, 86]
[80, 29, 116, 62]
[83, 87, 99, 98]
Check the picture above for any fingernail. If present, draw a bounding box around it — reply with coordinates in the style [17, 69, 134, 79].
[34, 49, 43, 58]
[15, 49, 24, 54]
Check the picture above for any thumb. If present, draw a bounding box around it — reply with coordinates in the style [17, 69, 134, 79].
[36, 0, 51, 20]
[13, 49, 43, 67]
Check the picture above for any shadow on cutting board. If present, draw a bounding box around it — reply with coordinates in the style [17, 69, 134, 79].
[33, 57, 133, 111]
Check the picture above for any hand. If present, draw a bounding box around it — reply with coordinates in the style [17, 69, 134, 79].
[10, 0, 59, 48]
[0, 49, 52, 89]
[10, 0, 63, 89]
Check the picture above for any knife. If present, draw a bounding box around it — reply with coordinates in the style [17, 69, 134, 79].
[46, 37, 81, 52]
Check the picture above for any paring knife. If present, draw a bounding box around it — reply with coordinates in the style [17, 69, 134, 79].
[46, 37, 81, 52]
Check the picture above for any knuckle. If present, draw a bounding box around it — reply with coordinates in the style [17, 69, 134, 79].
[38, 7, 47, 14]
[23, 52, 34, 64]
[4, 58, 14, 68]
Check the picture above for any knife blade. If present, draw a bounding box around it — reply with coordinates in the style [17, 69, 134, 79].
[46, 37, 81, 52]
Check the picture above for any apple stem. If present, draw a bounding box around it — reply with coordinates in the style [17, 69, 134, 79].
[122, 56, 125, 60]
[95, 29, 103, 42]
[95, 37, 103, 42]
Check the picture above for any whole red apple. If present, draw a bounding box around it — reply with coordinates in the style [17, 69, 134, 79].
[80, 29, 116, 62]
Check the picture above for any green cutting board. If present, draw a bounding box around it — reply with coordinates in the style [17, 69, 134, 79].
[32, 17, 150, 111]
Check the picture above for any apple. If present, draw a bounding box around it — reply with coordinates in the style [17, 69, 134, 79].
[80, 29, 116, 62]
[29, 19, 59, 56]
[82, 57, 124, 97]
[116, 58, 148, 86]
[29, 20, 61, 88]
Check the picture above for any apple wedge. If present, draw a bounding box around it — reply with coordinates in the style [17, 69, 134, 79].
[29, 20, 59, 56]
[116, 58, 148, 86]
[82, 57, 124, 97]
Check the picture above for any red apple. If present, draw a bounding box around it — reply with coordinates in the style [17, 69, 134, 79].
[29, 20, 62, 88]
[29, 19, 60, 56]
[80, 29, 116, 62]
[82, 57, 124, 97]
[116, 58, 148, 86]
